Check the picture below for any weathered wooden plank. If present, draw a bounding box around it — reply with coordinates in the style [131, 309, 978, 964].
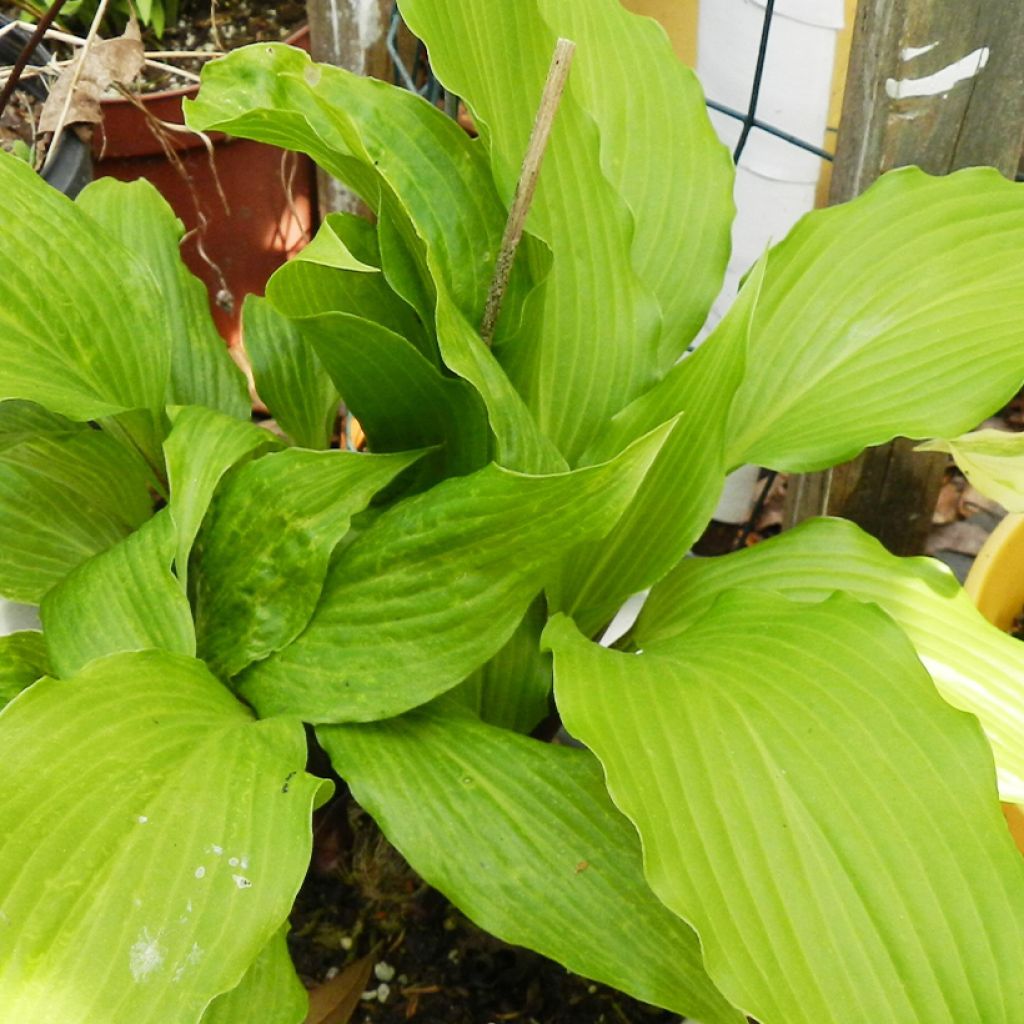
[306, 0, 394, 215]
[786, 0, 1024, 554]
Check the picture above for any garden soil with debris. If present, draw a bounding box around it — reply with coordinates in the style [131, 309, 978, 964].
[0, 85, 38, 153]
[291, 795, 681, 1024]
[0, 0, 306, 95]
[140, 0, 307, 90]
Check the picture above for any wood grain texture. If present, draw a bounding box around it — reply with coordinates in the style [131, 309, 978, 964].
[306, 0, 394, 215]
[788, 0, 1024, 554]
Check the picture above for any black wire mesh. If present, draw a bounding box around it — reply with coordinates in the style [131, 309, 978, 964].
[385, 2, 825, 549]
[386, 0, 837, 168]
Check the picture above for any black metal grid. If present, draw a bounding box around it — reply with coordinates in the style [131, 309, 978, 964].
[387, 0, 837, 169]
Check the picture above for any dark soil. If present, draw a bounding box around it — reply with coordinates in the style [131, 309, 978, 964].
[0, 84, 39, 157]
[290, 794, 683, 1024]
[139, 0, 307, 91]
[0, 0, 306, 97]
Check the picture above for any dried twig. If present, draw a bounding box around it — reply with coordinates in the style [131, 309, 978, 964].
[41, 27, 220, 61]
[38, 0, 110, 172]
[280, 149, 312, 248]
[479, 37, 575, 346]
[0, 0, 70, 119]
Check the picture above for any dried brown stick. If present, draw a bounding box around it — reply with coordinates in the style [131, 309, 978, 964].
[479, 36, 575, 347]
[0, 0, 70, 119]
[39, 0, 111, 172]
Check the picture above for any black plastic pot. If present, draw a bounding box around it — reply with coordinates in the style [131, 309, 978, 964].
[0, 15, 92, 197]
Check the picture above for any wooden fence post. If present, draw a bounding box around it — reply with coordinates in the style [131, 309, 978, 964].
[305, 0, 395, 215]
[784, 0, 1024, 555]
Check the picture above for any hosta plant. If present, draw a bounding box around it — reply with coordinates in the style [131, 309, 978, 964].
[4, 0, 1024, 1021]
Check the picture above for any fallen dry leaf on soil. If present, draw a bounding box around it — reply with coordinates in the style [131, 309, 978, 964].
[39, 19, 144, 132]
[305, 954, 374, 1024]
[933, 475, 964, 525]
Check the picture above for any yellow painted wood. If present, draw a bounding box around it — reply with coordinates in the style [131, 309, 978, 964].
[817, 0, 859, 206]
[621, 0, 699, 67]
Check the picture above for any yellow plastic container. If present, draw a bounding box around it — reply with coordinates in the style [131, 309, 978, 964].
[964, 512, 1024, 850]
[964, 512, 1024, 635]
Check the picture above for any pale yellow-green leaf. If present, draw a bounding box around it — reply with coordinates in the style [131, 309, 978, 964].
[550, 594, 1024, 1024]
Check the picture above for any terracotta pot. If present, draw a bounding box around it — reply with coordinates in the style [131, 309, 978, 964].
[94, 26, 315, 344]
[964, 512, 1024, 852]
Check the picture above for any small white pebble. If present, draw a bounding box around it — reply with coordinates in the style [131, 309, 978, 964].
[376, 983, 391, 1003]
[374, 961, 395, 982]
[324, 966, 339, 981]
[360, 989, 378, 1002]
[340, 936, 353, 951]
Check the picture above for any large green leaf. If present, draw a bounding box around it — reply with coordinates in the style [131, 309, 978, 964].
[0, 651, 326, 1024]
[0, 400, 84, 451]
[918, 429, 1024, 512]
[188, 45, 557, 474]
[400, 0, 732, 460]
[718, 167, 1024, 472]
[192, 447, 423, 680]
[186, 45, 520, 333]
[452, 597, 552, 734]
[532, 0, 734, 365]
[272, 307, 490, 480]
[237, 425, 669, 722]
[266, 212, 433, 360]
[200, 926, 307, 1024]
[433, 285, 567, 474]
[76, 178, 250, 419]
[0, 431, 155, 602]
[41, 509, 195, 678]
[550, 259, 761, 632]
[0, 152, 170, 419]
[635, 515, 1024, 803]
[0, 630, 48, 711]
[164, 406, 281, 590]
[549, 594, 1024, 1024]
[242, 295, 339, 450]
[321, 704, 743, 1023]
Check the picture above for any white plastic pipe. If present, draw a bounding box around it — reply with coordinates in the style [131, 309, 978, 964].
[699, 0, 846, 324]
[702, 0, 846, 522]
[0, 599, 41, 636]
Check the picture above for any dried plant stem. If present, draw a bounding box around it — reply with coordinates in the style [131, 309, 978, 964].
[41, 27, 220, 60]
[479, 36, 575, 347]
[39, 0, 110, 172]
[0, 0, 70, 119]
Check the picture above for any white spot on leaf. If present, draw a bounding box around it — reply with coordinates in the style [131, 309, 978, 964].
[232, 874, 253, 889]
[194, 866, 206, 879]
[129, 928, 165, 981]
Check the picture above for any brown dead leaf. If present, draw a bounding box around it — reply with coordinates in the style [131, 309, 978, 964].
[959, 484, 1006, 519]
[933, 476, 965, 525]
[39, 19, 144, 132]
[305, 954, 374, 1024]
